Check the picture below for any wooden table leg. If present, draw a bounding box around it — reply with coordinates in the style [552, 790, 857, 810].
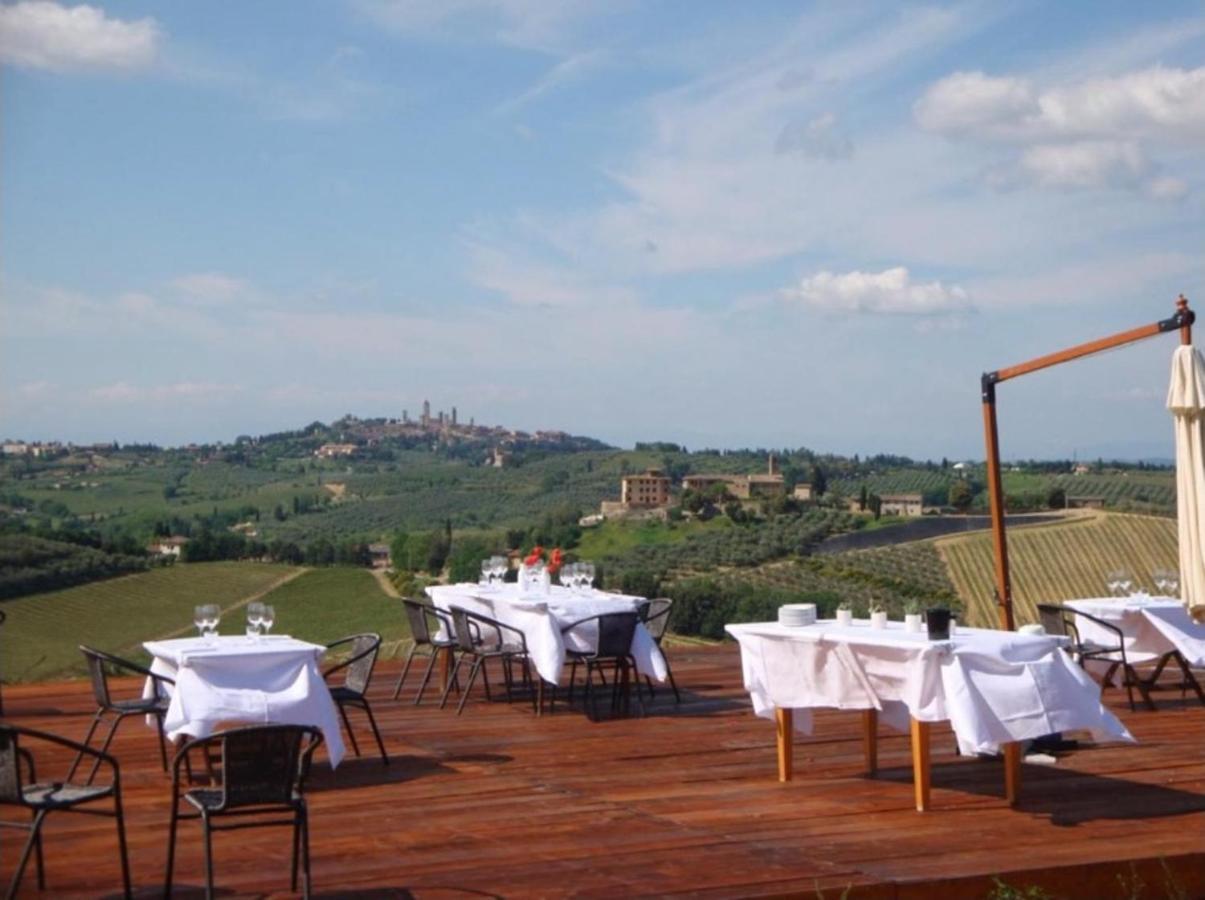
[1003, 741, 1022, 806]
[776, 708, 794, 782]
[440, 647, 454, 693]
[909, 718, 931, 812]
[862, 709, 878, 776]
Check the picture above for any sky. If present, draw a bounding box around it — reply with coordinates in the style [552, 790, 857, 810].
[2, 1, 1203, 460]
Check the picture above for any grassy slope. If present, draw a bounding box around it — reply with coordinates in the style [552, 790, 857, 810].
[256, 567, 408, 656]
[938, 512, 1177, 627]
[1, 562, 301, 682]
[574, 517, 731, 558]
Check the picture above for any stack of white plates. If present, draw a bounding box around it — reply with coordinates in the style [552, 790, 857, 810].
[778, 603, 817, 627]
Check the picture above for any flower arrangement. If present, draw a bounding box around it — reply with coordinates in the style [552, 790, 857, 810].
[523, 545, 563, 575]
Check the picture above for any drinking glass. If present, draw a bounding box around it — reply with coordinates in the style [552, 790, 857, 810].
[202, 604, 220, 643]
[193, 606, 207, 638]
[1105, 570, 1128, 597]
[1154, 568, 1179, 597]
[495, 556, 508, 584]
[261, 605, 275, 635]
[561, 562, 578, 591]
[581, 562, 595, 591]
[246, 602, 265, 641]
[481, 559, 493, 587]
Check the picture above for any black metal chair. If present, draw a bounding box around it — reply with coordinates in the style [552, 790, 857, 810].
[164, 724, 323, 899]
[323, 633, 389, 764]
[557, 612, 645, 720]
[70, 645, 174, 784]
[1036, 604, 1144, 711]
[439, 606, 535, 715]
[392, 599, 457, 705]
[641, 598, 681, 703]
[1, 723, 132, 899]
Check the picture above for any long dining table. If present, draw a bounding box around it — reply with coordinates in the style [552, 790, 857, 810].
[425, 583, 668, 688]
[726, 618, 1134, 811]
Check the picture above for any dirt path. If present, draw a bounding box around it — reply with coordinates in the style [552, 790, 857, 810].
[371, 568, 401, 598]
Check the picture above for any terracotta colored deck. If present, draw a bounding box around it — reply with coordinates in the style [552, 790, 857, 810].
[2, 644, 1204, 899]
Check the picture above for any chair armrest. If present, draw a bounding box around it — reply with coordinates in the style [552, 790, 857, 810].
[462, 611, 527, 649]
[559, 614, 601, 634]
[20, 725, 121, 786]
[322, 636, 381, 680]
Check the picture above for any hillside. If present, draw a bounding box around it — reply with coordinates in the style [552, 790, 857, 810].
[939, 512, 1178, 627]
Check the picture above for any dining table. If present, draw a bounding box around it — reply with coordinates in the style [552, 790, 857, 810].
[725, 618, 1134, 811]
[425, 583, 668, 688]
[143, 634, 346, 767]
[1065, 595, 1205, 707]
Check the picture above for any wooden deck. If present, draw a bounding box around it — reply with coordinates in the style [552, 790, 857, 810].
[3, 644, 1204, 899]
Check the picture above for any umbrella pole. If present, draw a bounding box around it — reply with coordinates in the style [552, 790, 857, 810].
[980, 297, 1195, 630]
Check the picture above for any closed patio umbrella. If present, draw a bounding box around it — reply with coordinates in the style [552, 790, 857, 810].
[1167, 344, 1205, 617]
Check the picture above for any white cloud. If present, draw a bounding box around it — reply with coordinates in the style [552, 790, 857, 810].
[786, 267, 970, 316]
[495, 49, 607, 114]
[775, 112, 854, 160]
[0, 1, 160, 72]
[1015, 140, 1150, 190]
[914, 70, 1036, 139]
[170, 273, 255, 304]
[467, 243, 636, 308]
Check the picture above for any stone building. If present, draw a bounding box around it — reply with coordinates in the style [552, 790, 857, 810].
[621, 469, 671, 508]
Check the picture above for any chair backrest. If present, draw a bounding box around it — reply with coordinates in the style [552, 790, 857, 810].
[0, 725, 24, 804]
[595, 612, 640, 658]
[201, 725, 321, 811]
[1035, 604, 1069, 638]
[448, 607, 480, 653]
[402, 599, 434, 645]
[642, 598, 673, 642]
[333, 634, 381, 695]
[79, 645, 114, 708]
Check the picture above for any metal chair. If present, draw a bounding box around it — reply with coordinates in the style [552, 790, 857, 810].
[557, 612, 645, 720]
[392, 599, 457, 704]
[641, 598, 681, 703]
[164, 724, 323, 899]
[1036, 604, 1144, 711]
[70, 645, 174, 783]
[439, 606, 535, 715]
[1, 723, 132, 899]
[323, 633, 389, 764]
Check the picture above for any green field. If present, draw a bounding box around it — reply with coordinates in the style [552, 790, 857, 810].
[939, 513, 1178, 627]
[1, 562, 301, 682]
[575, 517, 731, 558]
[0, 563, 408, 683]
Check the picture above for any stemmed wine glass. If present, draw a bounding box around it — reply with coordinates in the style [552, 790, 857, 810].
[260, 604, 275, 636]
[1153, 568, 1180, 598]
[194, 605, 208, 638]
[196, 604, 220, 643]
[480, 559, 493, 587]
[580, 562, 595, 592]
[560, 562, 578, 592]
[1106, 569, 1133, 597]
[246, 602, 265, 640]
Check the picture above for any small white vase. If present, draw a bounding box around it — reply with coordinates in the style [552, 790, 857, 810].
[904, 614, 923, 633]
[870, 611, 888, 629]
[835, 609, 853, 627]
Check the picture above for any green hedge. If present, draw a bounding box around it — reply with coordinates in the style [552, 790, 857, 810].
[665, 576, 841, 640]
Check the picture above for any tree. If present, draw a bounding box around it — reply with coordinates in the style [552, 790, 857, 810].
[948, 480, 973, 512]
[811, 464, 828, 497]
[1046, 486, 1067, 510]
[868, 493, 883, 520]
[858, 484, 868, 512]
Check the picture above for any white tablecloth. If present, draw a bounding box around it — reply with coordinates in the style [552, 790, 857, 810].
[144, 635, 346, 767]
[1066, 596, 1205, 667]
[725, 620, 1133, 755]
[426, 583, 668, 686]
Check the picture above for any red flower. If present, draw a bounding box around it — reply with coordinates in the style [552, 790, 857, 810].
[524, 545, 544, 566]
[548, 548, 563, 574]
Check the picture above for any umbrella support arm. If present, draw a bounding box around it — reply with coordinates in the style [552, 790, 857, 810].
[980, 296, 1194, 630]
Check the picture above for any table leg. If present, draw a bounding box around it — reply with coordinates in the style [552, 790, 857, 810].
[440, 648, 454, 693]
[1003, 741, 1022, 806]
[776, 708, 793, 782]
[862, 709, 878, 776]
[909, 718, 931, 812]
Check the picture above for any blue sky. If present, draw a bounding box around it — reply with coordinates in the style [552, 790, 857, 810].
[2, 1, 1203, 459]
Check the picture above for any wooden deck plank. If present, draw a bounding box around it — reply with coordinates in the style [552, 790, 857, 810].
[2, 643, 1203, 898]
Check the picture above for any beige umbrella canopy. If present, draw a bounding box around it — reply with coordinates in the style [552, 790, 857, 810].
[1167, 344, 1205, 618]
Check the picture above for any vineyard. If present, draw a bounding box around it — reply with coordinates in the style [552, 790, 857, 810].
[710, 539, 960, 618]
[939, 512, 1178, 627]
[0, 562, 301, 682]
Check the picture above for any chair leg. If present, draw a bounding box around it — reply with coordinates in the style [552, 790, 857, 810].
[336, 702, 362, 757]
[32, 807, 45, 890]
[201, 812, 215, 900]
[87, 713, 126, 785]
[164, 798, 179, 898]
[113, 788, 132, 899]
[666, 659, 681, 703]
[65, 709, 105, 781]
[291, 810, 301, 891]
[392, 643, 421, 699]
[301, 804, 312, 900]
[438, 656, 466, 709]
[7, 809, 46, 899]
[457, 658, 485, 715]
[414, 649, 441, 705]
[480, 659, 493, 702]
[155, 711, 171, 772]
[360, 699, 390, 765]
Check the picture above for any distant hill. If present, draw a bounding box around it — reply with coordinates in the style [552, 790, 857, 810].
[0, 534, 151, 600]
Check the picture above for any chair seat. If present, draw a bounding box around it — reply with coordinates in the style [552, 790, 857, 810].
[328, 685, 365, 703]
[23, 782, 113, 807]
[1079, 642, 1122, 656]
[184, 787, 301, 812]
[111, 696, 169, 714]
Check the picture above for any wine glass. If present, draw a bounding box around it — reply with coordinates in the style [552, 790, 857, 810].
[193, 605, 207, 638]
[246, 602, 265, 640]
[1105, 570, 1127, 597]
[493, 556, 508, 585]
[480, 559, 493, 587]
[581, 562, 595, 591]
[202, 604, 220, 643]
[1154, 568, 1179, 597]
[260, 605, 275, 635]
[561, 562, 578, 591]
